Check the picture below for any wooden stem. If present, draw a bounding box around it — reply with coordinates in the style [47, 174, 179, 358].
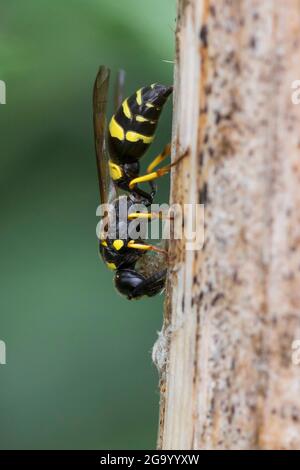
[153, 0, 300, 450]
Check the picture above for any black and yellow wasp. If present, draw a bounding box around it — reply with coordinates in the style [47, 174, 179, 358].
[93, 65, 175, 300]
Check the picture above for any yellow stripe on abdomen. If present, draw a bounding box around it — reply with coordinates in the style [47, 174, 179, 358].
[136, 88, 142, 106]
[125, 131, 154, 144]
[122, 99, 132, 119]
[109, 116, 125, 141]
[135, 115, 156, 123]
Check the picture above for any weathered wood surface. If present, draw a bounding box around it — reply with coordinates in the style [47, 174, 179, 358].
[153, 0, 300, 450]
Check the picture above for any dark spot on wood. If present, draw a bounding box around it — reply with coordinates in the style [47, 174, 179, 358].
[228, 405, 235, 424]
[249, 404, 257, 413]
[181, 296, 185, 311]
[210, 396, 215, 414]
[199, 183, 208, 204]
[204, 133, 209, 144]
[215, 110, 234, 126]
[219, 134, 235, 157]
[249, 36, 256, 49]
[199, 151, 204, 165]
[225, 51, 234, 64]
[234, 59, 241, 75]
[215, 111, 222, 125]
[211, 293, 224, 306]
[208, 147, 214, 157]
[209, 5, 216, 17]
[205, 84, 212, 95]
[233, 269, 241, 284]
[200, 24, 208, 48]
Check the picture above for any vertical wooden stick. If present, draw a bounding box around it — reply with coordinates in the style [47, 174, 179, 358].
[153, 0, 300, 450]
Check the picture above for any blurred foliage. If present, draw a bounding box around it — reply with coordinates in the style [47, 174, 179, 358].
[0, 0, 176, 449]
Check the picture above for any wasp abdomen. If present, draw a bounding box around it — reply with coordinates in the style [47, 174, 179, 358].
[108, 83, 172, 164]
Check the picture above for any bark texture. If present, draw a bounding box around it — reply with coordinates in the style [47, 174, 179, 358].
[153, 0, 300, 450]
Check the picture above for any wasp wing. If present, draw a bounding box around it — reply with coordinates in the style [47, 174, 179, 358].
[93, 65, 116, 204]
[114, 69, 126, 111]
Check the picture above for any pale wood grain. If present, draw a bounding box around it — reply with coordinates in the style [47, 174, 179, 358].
[153, 0, 300, 450]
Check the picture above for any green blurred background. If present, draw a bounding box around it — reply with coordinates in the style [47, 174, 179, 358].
[0, 0, 175, 449]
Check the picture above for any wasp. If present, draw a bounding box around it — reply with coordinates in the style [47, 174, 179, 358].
[93, 66, 176, 300]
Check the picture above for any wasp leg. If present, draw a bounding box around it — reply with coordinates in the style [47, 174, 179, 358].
[114, 268, 167, 299]
[129, 148, 186, 190]
[129, 168, 169, 188]
[127, 240, 168, 256]
[127, 212, 174, 221]
[127, 144, 170, 202]
[147, 143, 171, 174]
